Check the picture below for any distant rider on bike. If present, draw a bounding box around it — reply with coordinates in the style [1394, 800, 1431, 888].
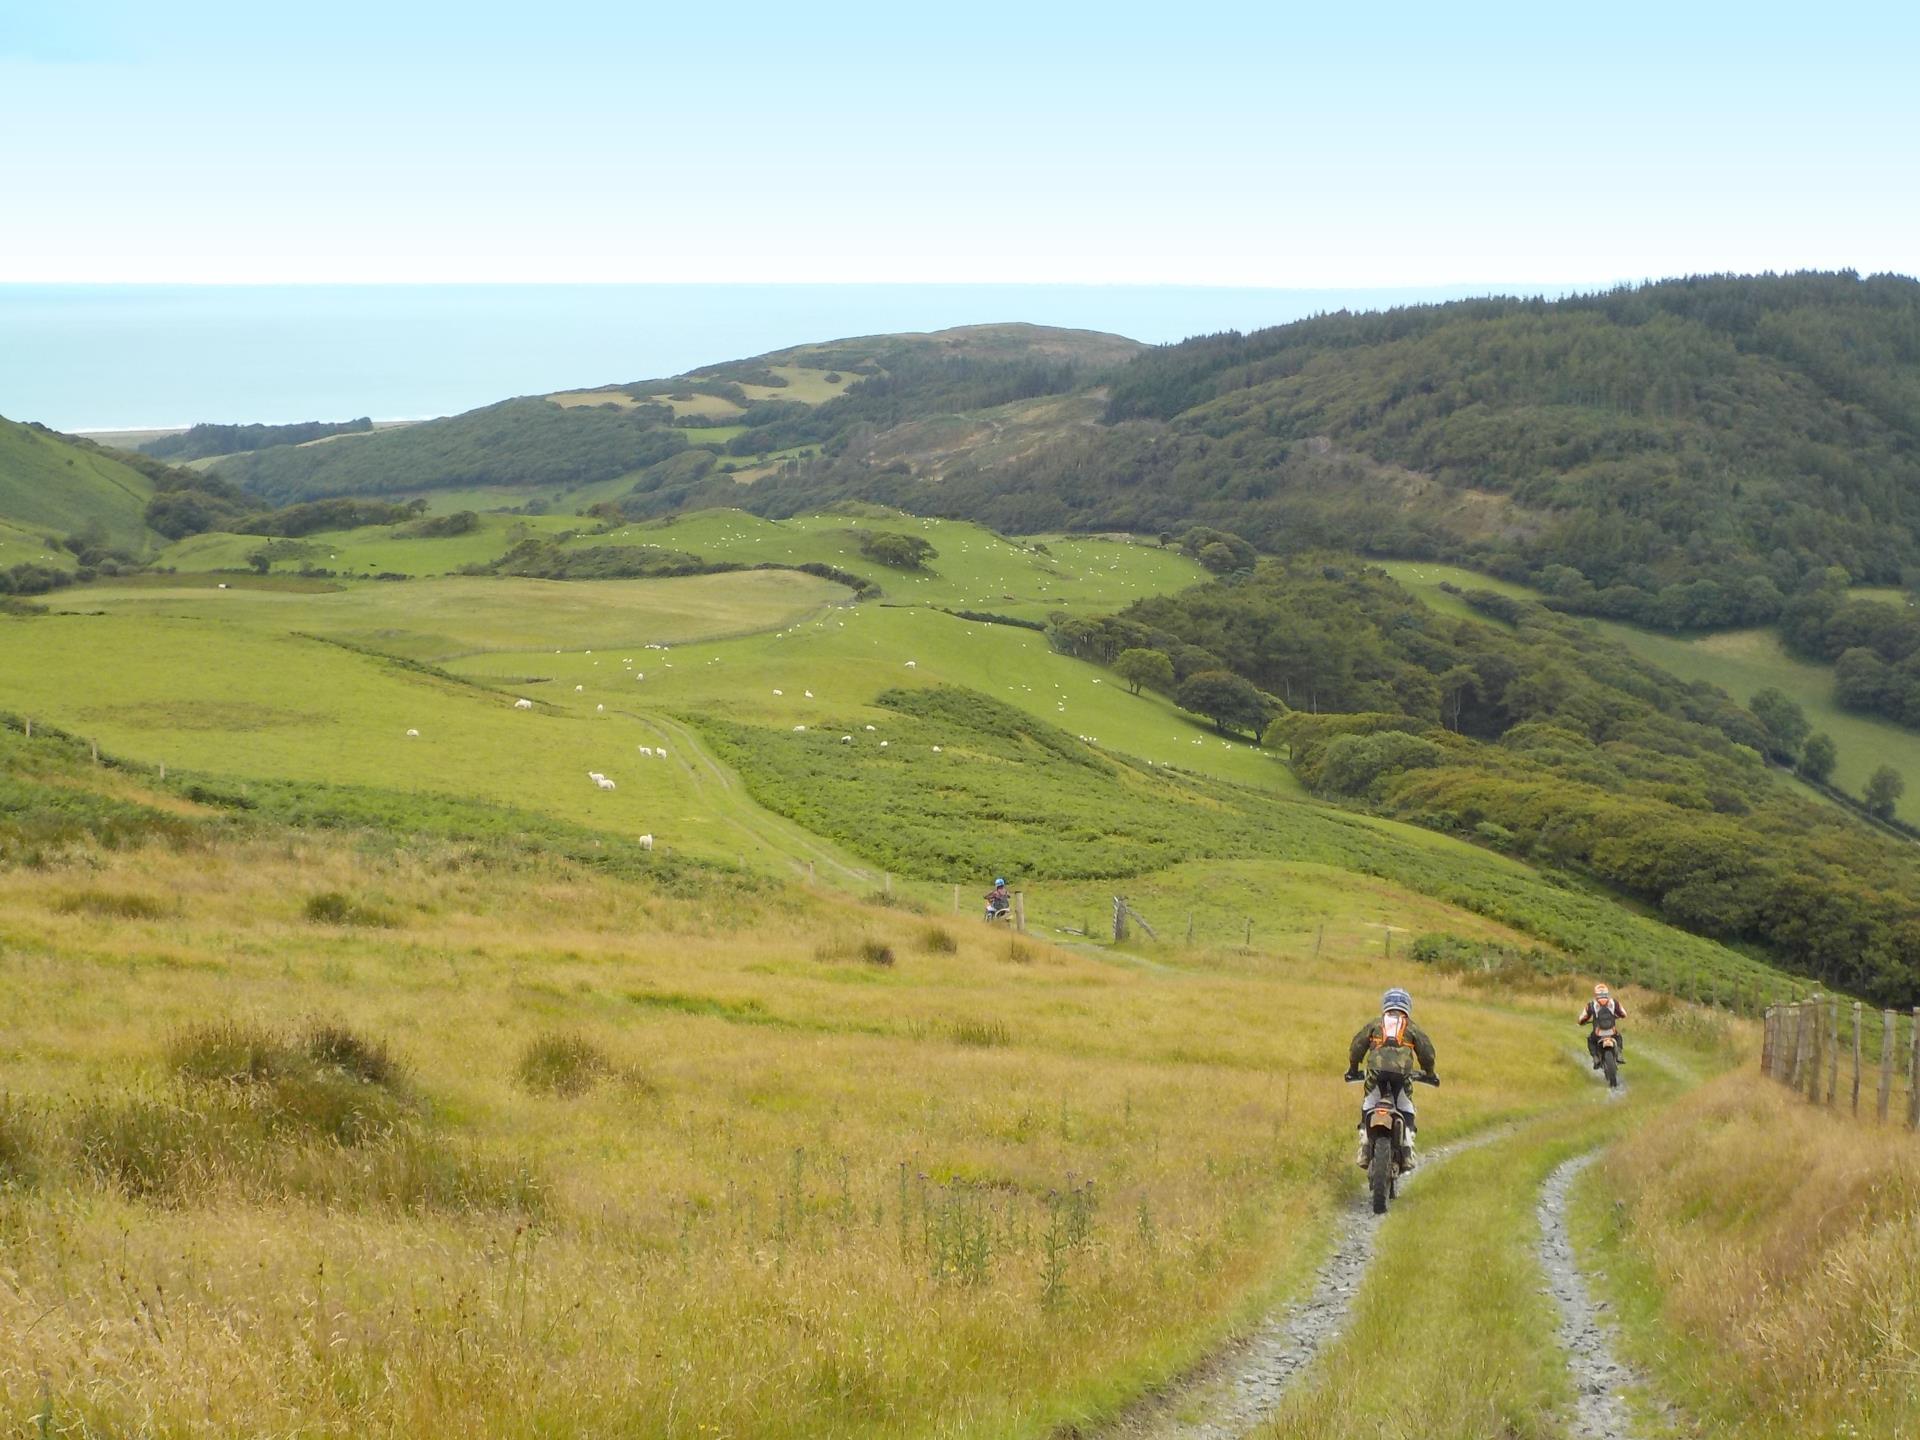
[1346, 987, 1438, 1169]
[1577, 984, 1625, 1068]
[984, 878, 1011, 919]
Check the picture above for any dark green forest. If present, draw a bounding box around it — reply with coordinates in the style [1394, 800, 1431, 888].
[1070, 560, 1920, 1005]
[144, 418, 373, 462]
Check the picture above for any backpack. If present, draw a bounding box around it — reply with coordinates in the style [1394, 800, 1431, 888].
[1592, 1000, 1618, 1033]
[1365, 1014, 1418, 1078]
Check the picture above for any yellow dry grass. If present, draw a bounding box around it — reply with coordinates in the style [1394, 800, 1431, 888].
[1583, 1073, 1920, 1438]
[0, 830, 1591, 1438]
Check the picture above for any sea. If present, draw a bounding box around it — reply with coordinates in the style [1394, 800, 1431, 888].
[0, 283, 1575, 433]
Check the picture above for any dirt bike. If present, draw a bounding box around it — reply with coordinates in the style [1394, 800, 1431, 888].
[1345, 1069, 1439, 1214]
[983, 900, 1012, 924]
[1592, 1030, 1622, 1089]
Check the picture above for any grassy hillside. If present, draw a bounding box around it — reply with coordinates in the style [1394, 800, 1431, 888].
[207, 324, 1135, 507]
[0, 415, 156, 552]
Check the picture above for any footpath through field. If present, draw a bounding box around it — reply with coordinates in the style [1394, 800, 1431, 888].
[1090, 1039, 1700, 1440]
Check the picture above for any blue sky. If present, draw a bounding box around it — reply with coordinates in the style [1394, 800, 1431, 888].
[2, 1, 1915, 285]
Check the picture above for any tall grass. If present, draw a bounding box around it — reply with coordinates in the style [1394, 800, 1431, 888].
[1578, 1075, 1920, 1438]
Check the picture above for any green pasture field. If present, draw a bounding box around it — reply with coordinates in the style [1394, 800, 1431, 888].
[0, 416, 156, 552]
[583, 509, 1210, 619]
[680, 425, 746, 445]
[451, 599, 1291, 791]
[45, 569, 842, 660]
[1380, 560, 1920, 822]
[156, 512, 582, 577]
[0, 519, 78, 571]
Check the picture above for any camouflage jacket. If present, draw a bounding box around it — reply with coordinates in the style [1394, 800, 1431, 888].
[1348, 1017, 1437, 1074]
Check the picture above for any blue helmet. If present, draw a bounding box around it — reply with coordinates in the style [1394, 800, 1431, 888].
[1382, 987, 1413, 1015]
[995, 877, 1006, 886]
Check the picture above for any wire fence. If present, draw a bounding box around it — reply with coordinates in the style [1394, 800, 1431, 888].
[1761, 997, 1920, 1126]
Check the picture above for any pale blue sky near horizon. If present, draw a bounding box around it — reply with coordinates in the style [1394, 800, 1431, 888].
[3, 1, 1916, 286]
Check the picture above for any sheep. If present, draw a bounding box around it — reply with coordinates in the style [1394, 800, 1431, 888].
[879, 740, 890, 748]
[405, 728, 420, 737]
[772, 689, 784, 696]
[514, 698, 534, 710]
[635, 673, 645, 682]
[216, 582, 228, 590]
[638, 834, 654, 851]
[574, 684, 585, 693]
[793, 725, 807, 732]
[864, 724, 876, 731]
[638, 746, 654, 757]
[596, 703, 605, 712]
[804, 690, 815, 699]
[931, 745, 943, 753]
[904, 660, 917, 668]
[840, 734, 852, 744]
[589, 773, 616, 791]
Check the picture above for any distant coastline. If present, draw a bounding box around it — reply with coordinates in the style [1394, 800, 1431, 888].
[2, 282, 1580, 432]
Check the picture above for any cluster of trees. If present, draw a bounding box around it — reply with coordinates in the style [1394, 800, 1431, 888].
[143, 418, 372, 462]
[144, 466, 422, 542]
[849, 528, 937, 570]
[1083, 559, 1920, 1003]
[1779, 583, 1920, 729]
[213, 400, 691, 504]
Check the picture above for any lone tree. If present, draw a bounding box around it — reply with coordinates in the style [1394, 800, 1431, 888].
[1797, 733, 1838, 785]
[1114, 647, 1174, 696]
[1177, 670, 1270, 738]
[1865, 764, 1906, 820]
[1750, 688, 1811, 763]
[855, 530, 937, 571]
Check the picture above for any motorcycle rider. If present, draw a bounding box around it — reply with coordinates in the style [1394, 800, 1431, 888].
[984, 877, 1011, 918]
[1345, 987, 1439, 1170]
[1577, 983, 1626, 1067]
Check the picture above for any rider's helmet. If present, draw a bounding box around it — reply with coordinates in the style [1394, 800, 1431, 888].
[1381, 987, 1412, 1016]
[995, 877, 1006, 887]
[1594, 983, 1611, 1000]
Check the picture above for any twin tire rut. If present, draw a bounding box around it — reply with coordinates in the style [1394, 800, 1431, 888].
[1101, 1130, 1653, 1440]
[1102, 1134, 1489, 1439]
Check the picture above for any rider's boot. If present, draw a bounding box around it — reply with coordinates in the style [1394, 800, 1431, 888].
[1401, 1130, 1417, 1171]
[1354, 1129, 1370, 1168]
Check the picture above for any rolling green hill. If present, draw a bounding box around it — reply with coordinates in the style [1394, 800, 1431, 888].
[0, 415, 157, 554]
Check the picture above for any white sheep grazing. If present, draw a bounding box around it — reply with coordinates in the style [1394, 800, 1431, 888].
[638, 833, 654, 851]
[405, 728, 420, 737]
[514, 698, 534, 710]
[864, 724, 876, 731]
[655, 746, 668, 758]
[793, 724, 807, 732]
[879, 740, 890, 748]
[593, 775, 617, 791]
[805, 690, 815, 699]
[931, 745, 943, 753]
[574, 684, 585, 693]
[772, 689, 783, 696]
[904, 660, 917, 668]
[596, 703, 605, 712]
[840, 734, 852, 744]
[635, 673, 645, 682]
[588, 770, 605, 782]
[216, 582, 228, 589]
[638, 746, 654, 757]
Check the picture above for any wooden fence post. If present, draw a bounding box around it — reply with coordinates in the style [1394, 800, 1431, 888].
[1791, 1003, 1808, 1093]
[952, 885, 959, 914]
[1852, 1002, 1863, 1116]
[883, 871, 892, 897]
[1013, 891, 1026, 936]
[1185, 913, 1194, 944]
[1760, 1006, 1774, 1079]
[1879, 1009, 1896, 1122]
[157, 761, 166, 782]
[1112, 896, 1127, 944]
[1246, 918, 1254, 950]
[806, 860, 815, 884]
[1828, 999, 1840, 1106]
[1910, 1008, 1920, 1130]
[1314, 923, 1325, 961]
[22, 717, 29, 739]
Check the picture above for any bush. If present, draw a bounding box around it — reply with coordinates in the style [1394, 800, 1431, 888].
[517, 1031, 615, 1097]
[920, 925, 959, 954]
[857, 938, 896, 967]
[54, 888, 175, 920]
[304, 890, 399, 927]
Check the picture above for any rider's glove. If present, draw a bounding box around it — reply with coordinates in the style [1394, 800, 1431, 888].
[1426, 1072, 1440, 1087]
[1343, 1068, 1363, 1082]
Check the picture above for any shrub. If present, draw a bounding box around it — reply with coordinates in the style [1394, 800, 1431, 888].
[54, 888, 175, 920]
[517, 1032, 615, 1097]
[858, 938, 896, 967]
[947, 1019, 1011, 1048]
[920, 925, 959, 954]
[304, 890, 399, 927]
